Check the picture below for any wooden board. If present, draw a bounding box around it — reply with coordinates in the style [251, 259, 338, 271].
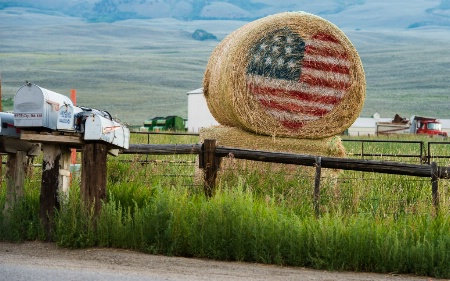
[20, 130, 84, 146]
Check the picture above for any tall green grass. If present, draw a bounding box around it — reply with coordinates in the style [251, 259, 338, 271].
[53, 183, 449, 278]
[0, 178, 44, 241]
[0, 134, 449, 278]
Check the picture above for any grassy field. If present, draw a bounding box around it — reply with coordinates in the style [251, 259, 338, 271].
[1, 12, 450, 125]
[0, 133, 449, 278]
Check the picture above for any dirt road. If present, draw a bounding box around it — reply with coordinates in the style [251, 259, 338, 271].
[0, 242, 440, 281]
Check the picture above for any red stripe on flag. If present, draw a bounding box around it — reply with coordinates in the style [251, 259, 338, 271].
[281, 120, 305, 129]
[259, 99, 330, 117]
[305, 45, 348, 60]
[312, 33, 340, 44]
[300, 73, 351, 91]
[248, 83, 342, 105]
[301, 59, 350, 75]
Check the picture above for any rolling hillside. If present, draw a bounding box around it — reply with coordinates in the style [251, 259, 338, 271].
[1, 0, 450, 28]
[1, 1, 450, 125]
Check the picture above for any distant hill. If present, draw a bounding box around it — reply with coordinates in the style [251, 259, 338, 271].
[1, 0, 450, 28]
[1, 2, 450, 123]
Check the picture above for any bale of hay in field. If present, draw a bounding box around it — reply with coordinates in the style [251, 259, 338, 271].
[203, 11, 366, 139]
[195, 125, 345, 187]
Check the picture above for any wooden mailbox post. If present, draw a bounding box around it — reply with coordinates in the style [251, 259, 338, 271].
[11, 83, 129, 239]
[21, 130, 114, 239]
[1, 137, 41, 216]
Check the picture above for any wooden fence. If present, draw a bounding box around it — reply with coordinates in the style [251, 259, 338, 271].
[123, 139, 450, 213]
[3, 136, 449, 238]
[130, 131, 450, 164]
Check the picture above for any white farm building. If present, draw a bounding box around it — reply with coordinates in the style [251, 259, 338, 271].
[186, 88, 219, 133]
[186, 88, 450, 136]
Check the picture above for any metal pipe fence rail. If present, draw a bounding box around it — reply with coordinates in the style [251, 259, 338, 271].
[342, 139, 425, 164]
[427, 141, 450, 164]
[122, 139, 450, 213]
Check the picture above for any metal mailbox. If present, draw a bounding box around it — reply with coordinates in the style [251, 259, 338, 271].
[14, 83, 77, 131]
[13, 82, 130, 149]
[82, 111, 130, 149]
[0, 112, 21, 138]
[0, 112, 41, 155]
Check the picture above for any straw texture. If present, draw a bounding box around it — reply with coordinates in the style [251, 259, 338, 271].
[200, 126, 346, 157]
[196, 126, 345, 185]
[203, 12, 366, 138]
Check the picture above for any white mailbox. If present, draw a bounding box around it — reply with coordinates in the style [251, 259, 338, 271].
[13, 83, 130, 149]
[0, 112, 21, 138]
[0, 112, 41, 155]
[83, 112, 130, 149]
[14, 83, 76, 130]
[57, 103, 83, 131]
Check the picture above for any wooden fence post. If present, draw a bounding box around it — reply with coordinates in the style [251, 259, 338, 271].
[431, 161, 439, 212]
[314, 156, 322, 216]
[40, 144, 71, 240]
[3, 151, 27, 215]
[201, 139, 220, 197]
[81, 143, 107, 216]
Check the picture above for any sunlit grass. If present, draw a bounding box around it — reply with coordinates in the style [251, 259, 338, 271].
[0, 134, 449, 278]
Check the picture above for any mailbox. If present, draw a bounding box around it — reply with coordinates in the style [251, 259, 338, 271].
[82, 111, 130, 149]
[13, 83, 130, 149]
[14, 83, 76, 131]
[57, 103, 83, 131]
[0, 112, 41, 155]
[0, 112, 21, 138]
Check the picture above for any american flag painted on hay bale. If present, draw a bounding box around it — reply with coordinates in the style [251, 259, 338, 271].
[246, 27, 351, 130]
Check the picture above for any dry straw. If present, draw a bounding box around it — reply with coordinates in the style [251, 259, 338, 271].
[196, 126, 345, 184]
[203, 12, 366, 139]
[200, 125, 346, 157]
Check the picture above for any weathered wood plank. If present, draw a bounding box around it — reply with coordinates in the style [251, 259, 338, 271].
[0, 137, 41, 155]
[214, 147, 432, 178]
[122, 144, 201, 155]
[123, 143, 448, 179]
[81, 143, 107, 216]
[431, 162, 439, 211]
[40, 144, 71, 240]
[3, 151, 27, 215]
[314, 157, 321, 216]
[201, 139, 220, 197]
[21, 131, 83, 145]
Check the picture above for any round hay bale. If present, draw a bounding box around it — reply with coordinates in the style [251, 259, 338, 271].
[203, 12, 366, 138]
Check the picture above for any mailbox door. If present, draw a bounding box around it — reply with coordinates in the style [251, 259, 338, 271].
[14, 84, 46, 128]
[57, 104, 82, 131]
[84, 114, 129, 149]
[14, 84, 74, 130]
[0, 112, 20, 138]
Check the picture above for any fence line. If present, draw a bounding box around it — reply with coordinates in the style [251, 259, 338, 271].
[121, 140, 450, 211]
[130, 131, 450, 163]
[342, 139, 425, 163]
[122, 142, 449, 178]
[427, 141, 450, 164]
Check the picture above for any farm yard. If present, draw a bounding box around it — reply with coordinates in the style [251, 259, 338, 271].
[1, 5, 450, 280]
[1, 132, 449, 279]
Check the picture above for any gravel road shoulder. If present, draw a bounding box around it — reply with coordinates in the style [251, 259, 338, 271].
[0, 241, 442, 281]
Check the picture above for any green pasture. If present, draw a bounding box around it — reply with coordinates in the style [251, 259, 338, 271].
[1, 19, 450, 126]
[0, 134, 449, 278]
